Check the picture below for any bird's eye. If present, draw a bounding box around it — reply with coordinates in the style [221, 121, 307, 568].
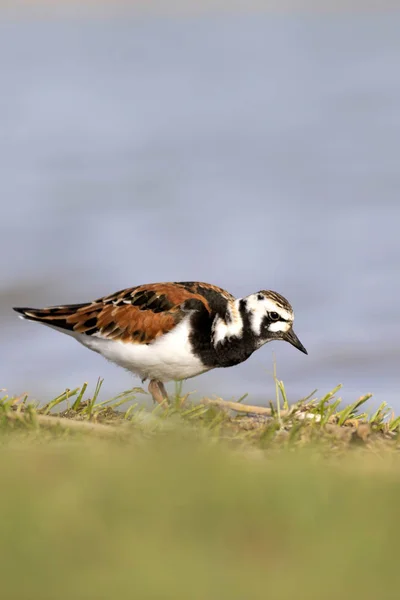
[270, 311, 280, 321]
[257, 293, 264, 301]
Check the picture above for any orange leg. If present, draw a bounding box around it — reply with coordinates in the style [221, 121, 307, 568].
[148, 380, 169, 407]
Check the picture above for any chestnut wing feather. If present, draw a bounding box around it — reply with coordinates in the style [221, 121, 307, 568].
[14, 282, 228, 344]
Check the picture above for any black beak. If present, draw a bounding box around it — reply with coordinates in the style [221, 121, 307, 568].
[283, 328, 308, 355]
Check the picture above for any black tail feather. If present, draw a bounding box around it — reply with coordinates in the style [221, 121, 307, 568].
[13, 307, 38, 319]
[12, 305, 86, 332]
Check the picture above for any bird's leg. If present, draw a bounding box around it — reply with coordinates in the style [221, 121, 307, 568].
[148, 380, 169, 407]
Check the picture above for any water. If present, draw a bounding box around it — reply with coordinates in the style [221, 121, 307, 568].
[1, 12, 400, 407]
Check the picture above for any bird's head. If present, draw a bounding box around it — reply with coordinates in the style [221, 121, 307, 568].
[244, 290, 307, 354]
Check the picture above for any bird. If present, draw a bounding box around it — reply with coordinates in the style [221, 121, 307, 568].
[13, 281, 307, 405]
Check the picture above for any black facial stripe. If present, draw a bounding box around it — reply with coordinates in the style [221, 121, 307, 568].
[262, 315, 271, 330]
[239, 298, 251, 329]
[268, 309, 289, 324]
[263, 315, 288, 330]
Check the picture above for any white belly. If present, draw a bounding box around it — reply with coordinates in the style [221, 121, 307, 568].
[75, 317, 209, 382]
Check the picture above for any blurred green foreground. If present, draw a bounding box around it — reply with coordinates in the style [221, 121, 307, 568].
[1, 428, 400, 600]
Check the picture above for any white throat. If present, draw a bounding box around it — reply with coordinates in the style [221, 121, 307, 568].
[212, 299, 243, 345]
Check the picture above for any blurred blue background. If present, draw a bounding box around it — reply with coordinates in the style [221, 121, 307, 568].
[1, 6, 399, 407]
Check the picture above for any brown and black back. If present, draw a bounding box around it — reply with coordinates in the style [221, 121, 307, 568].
[13, 281, 234, 345]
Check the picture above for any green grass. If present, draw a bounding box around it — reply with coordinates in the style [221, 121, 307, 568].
[1, 380, 400, 599]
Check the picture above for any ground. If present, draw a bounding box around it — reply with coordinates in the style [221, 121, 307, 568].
[1, 379, 400, 599]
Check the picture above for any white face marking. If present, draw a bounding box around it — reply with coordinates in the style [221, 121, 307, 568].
[245, 294, 293, 336]
[212, 299, 243, 345]
[268, 321, 291, 333]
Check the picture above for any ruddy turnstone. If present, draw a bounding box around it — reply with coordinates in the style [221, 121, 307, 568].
[13, 281, 307, 405]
